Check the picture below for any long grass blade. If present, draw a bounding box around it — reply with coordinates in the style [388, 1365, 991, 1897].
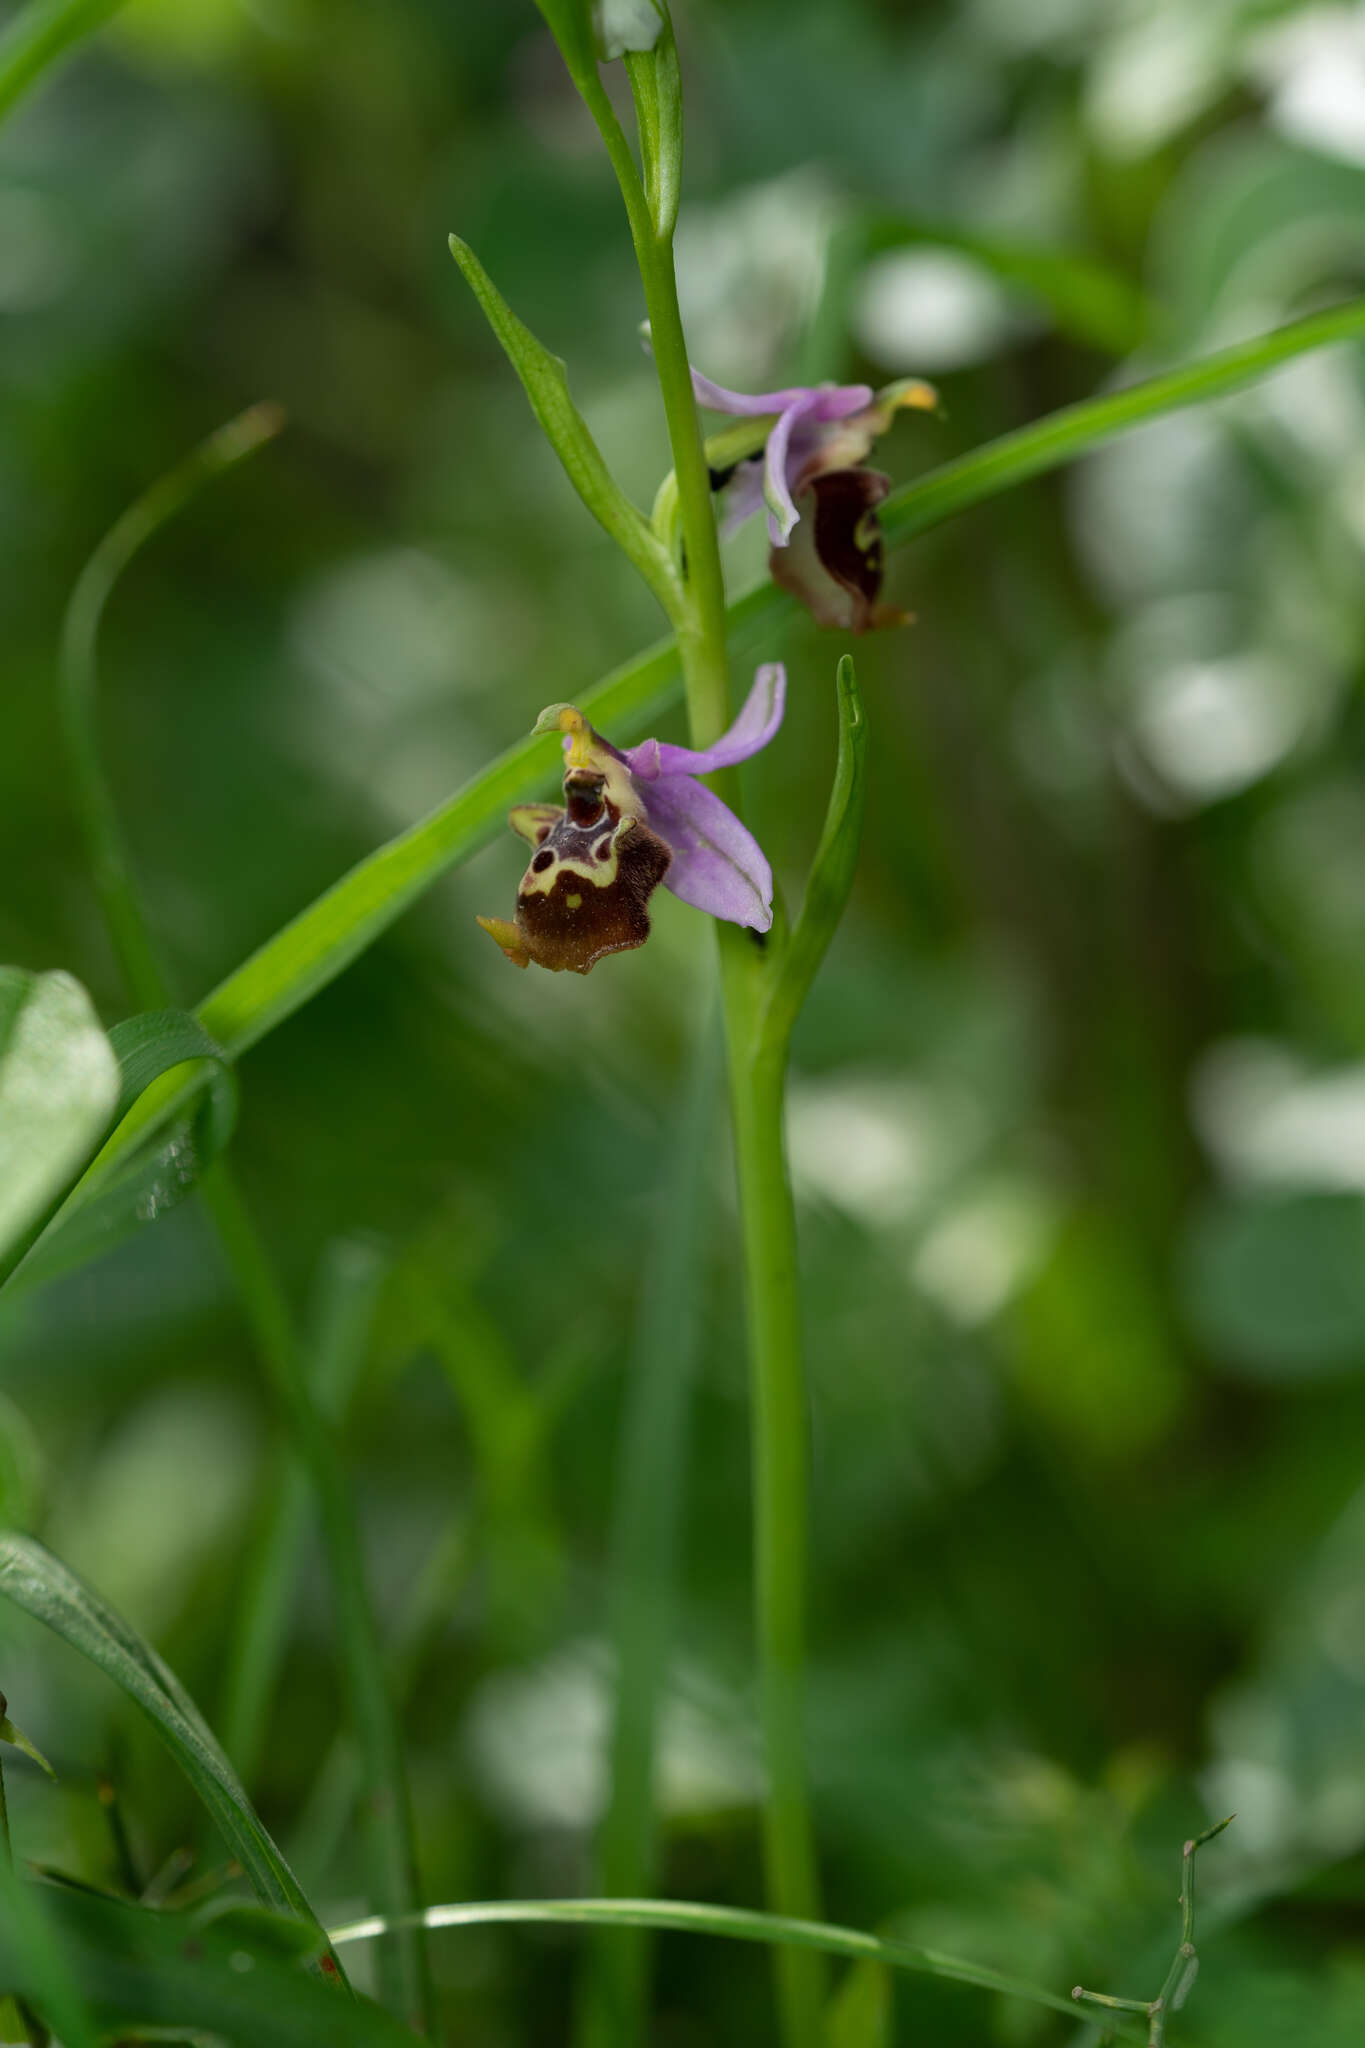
[0, 1533, 344, 1977]
[328, 1895, 1149, 2044]
[219, 1237, 390, 1785]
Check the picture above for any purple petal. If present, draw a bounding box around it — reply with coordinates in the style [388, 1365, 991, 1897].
[625, 663, 785, 781]
[800, 383, 875, 422]
[690, 368, 874, 421]
[642, 773, 774, 931]
[716, 457, 766, 535]
[690, 368, 811, 416]
[763, 394, 817, 544]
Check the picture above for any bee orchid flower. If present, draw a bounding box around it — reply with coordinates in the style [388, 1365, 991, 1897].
[478, 662, 785, 974]
[693, 367, 937, 633]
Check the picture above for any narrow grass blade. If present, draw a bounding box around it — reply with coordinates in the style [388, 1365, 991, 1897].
[577, 1010, 721, 2048]
[0, 1533, 346, 1983]
[60, 404, 285, 1017]
[329, 1896, 1149, 2043]
[879, 297, 1365, 553]
[289, 1511, 475, 1888]
[200, 1173, 435, 2030]
[763, 655, 867, 1054]
[219, 1237, 389, 1786]
[0, 0, 126, 124]
[50, 292, 1365, 1217]
[0, 1885, 415, 2047]
[449, 235, 681, 618]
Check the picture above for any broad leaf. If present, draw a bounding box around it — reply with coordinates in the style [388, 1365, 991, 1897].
[0, 1885, 413, 2048]
[2, 1006, 237, 1293]
[0, 969, 119, 1266]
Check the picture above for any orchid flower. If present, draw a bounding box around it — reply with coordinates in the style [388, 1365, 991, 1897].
[692, 366, 937, 633]
[478, 662, 785, 974]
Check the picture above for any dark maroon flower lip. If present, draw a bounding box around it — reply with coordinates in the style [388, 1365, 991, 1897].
[685, 363, 936, 632]
[478, 666, 786, 973]
[688, 364, 937, 549]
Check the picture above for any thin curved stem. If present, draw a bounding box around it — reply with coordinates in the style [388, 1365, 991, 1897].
[325, 1894, 1147, 2045]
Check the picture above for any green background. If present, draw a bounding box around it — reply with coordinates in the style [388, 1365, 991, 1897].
[4, 0, 1365, 2039]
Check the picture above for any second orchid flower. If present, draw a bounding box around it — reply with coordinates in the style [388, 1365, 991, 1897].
[693, 366, 938, 633]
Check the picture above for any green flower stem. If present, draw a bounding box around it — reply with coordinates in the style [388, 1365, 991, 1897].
[55, 417, 435, 2034]
[1072, 1818, 1232, 2047]
[620, 90, 826, 2048]
[724, 1031, 823, 1954]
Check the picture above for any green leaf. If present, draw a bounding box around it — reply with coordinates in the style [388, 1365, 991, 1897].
[0, 0, 128, 126]
[824, 1957, 891, 2048]
[0, 1708, 56, 1778]
[623, 11, 682, 238]
[3, 1009, 238, 1294]
[0, 1885, 413, 2048]
[763, 655, 869, 1053]
[448, 234, 681, 619]
[0, 969, 119, 1268]
[0, 1854, 97, 2048]
[0, 1533, 346, 1985]
[531, 0, 596, 82]
[105, 1009, 237, 1147]
[60, 294, 1365, 1211]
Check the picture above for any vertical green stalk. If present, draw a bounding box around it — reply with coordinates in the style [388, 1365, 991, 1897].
[55, 414, 435, 2033]
[591, 46, 827, 2048]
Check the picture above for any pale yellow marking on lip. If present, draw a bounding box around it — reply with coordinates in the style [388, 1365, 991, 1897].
[518, 834, 624, 900]
[566, 892, 582, 909]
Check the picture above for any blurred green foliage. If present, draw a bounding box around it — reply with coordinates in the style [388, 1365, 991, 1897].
[4, 0, 1365, 2041]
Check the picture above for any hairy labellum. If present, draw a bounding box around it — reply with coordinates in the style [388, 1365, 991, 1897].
[478, 770, 672, 975]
